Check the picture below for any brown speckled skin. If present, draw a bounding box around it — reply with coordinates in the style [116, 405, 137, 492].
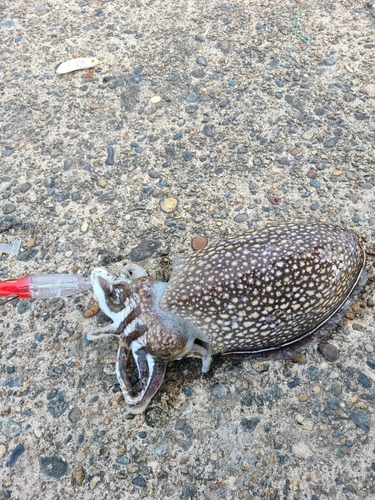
[132, 277, 191, 360]
[160, 223, 365, 355]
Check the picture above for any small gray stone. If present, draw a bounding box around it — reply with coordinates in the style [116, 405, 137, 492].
[350, 411, 370, 432]
[310, 179, 321, 189]
[330, 383, 343, 396]
[47, 397, 68, 418]
[324, 137, 339, 148]
[173, 131, 183, 140]
[175, 419, 193, 438]
[196, 56, 207, 66]
[219, 99, 230, 108]
[314, 107, 326, 116]
[234, 213, 248, 223]
[202, 125, 213, 137]
[358, 372, 372, 388]
[181, 484, 198, 499]
[71, 191, 82, 201]
[307, 367, 320, 382]
[255, 22, 264, 30]
[319, 342, 340, 362]
[186, 105, 198, 113]
[145, 407, 169, 428]
[17, 249, 38, 262]
[0, 419, 22, 438]
[17, 301, 31, 315]
[1, 20, 16, 29]
[109, 79, 125, 89]
[240, 416, 261, 433]
[105, 145, 115, 165]
[320, 58, 337, 66]
[153, 440, 168, 456]
[19, 182, 31, 193]
[132, 476, 147, 488]
[188, 462, 204, 478]
[7, 444, 25, 467]
[68, 407, 82, 423]
[211, 383, 228, 398]
[3, 203, 16, 214]
[129, 240, 161, 262]
[186, 93, 197, 102]
[355, 112, 369, 121]
[63, 159, 72, 171]
[183, 151, 193, 161]
[98, 249, 123, 265]
[39, 456, 68, 478]
[3, 148, 14, 157]
[191, 69, 205, 78]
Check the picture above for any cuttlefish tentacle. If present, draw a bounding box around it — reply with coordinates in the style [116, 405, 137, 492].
[115, 341, 167, 414]
[184, 341, 212, 373]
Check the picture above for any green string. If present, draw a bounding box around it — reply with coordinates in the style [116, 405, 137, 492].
[293, 12, 310, 46]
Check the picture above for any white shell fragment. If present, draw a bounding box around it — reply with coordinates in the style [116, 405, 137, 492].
[56, 57, 99, 75]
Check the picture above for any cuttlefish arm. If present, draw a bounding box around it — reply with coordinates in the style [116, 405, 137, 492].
[116, 340, 167, 414]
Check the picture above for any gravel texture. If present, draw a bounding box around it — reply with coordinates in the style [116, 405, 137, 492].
[1, 0, 375, 499]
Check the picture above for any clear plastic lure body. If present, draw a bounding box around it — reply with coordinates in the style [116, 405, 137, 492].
[0, 274, 92, 299]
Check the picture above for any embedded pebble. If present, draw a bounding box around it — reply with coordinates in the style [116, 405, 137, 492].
[0, 419, 22, 438]
[234, 213, 248, 223]
[318, 342, 340, 362]
[76, 451, 86, 462]
[89, 476, 101, 489]
[324, 137, 339, 148]
[292, 442, 313, 458]
[129, 240, 161, 261]
[350, 411, 370, 432]
[196, 56, 207, 65]
[307, 169, 317, 179]
[211, 383, 228, 398]
[310, 179, 321, 189]
[105, 145, 115, 166]
[291, 147, 302, 156]
[191, 236, 208, 251]
[358, 372, 372, 388]
[132, 476, 147, 488]
[302, 130, 314, 140]
[3, 203, 16, 214]
[160, 197, 177, 213]
[3, 148, 15, 157]
[7, 444, 25, 467]
[268, 195, 281, 205]
[251, 361, 269, 372]
[19, 182, 31, 193]
[68, 407, 82, 423]
[39, 456, 68, 478]
[150, 96, 161, 104]
[72, 465, 85, 485]
[240, 417, 260, 433]
[0, 445, 6, 458]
